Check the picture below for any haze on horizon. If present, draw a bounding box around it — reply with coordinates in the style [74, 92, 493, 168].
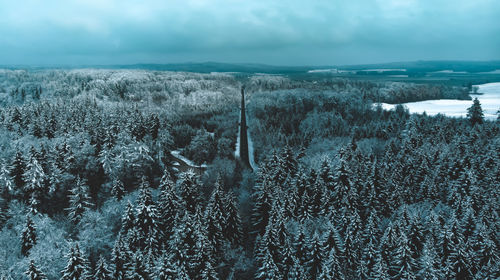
[0, 0, 499, 66]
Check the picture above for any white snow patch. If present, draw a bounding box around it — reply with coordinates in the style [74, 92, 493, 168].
[375, 82, 500, 120]
[171, 150, 207, 168]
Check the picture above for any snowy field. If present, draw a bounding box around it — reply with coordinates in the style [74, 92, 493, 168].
[378, 82, 500, 120]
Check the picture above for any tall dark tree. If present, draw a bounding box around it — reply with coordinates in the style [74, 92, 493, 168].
[67, 177, 93, 224]
[21, 215, 37, 256]
[467, 98, 484, 125]
[25, 260, 47, 280]
[94, 255, 112, 280]
[61, 244, 91, 280]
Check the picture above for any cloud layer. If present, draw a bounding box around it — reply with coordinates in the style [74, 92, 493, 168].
[0, 0, 499, 65]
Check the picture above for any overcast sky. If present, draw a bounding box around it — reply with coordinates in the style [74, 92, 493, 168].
[0, 0, 499, 66]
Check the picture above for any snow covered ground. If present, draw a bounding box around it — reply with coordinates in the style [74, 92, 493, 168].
[377, 82, 500, 120]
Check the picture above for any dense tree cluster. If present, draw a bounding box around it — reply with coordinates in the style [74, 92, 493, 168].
[0, 69, 497, 279]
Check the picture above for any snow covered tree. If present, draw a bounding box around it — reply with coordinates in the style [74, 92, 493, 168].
[25, 260, 47, 280]
[158, 171, 180, 244]
[61, 244, 91, 280]
[10, 150, 26, 189]
[223, 190, 243, 246]
[318, 248, 345, 280]
[177, 170, 201, 213]
[21, 215, 37, 256]
[418, 240, 443, 280]
[135, 178, 159, 254]
[204, 178, 226, 259]
[111, 236, 132, 280]
[94, 255, 112, 280]
[23, 156, 46, 214]
[67, 177, 94, 224]
[467, 98, 484, 125]
[126, 253, 151, 280]
[390, 231, 417, 280]
[111, 178, 125, 201]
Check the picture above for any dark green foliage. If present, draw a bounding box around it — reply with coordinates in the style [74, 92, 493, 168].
[21, 215, 37, 256]
[61, 244, 91, 280]
[25, 260, 47, 280]
[467, 98, 484, 125]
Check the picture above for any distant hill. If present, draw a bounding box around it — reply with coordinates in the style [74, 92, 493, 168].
[2, 60, 500, 75]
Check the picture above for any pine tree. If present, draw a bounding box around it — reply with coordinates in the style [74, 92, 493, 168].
[94, 255, 112, 280]
[11, 150, 26, 188]
[61, 244, 91, 280]
[111, 178, 125, 201]
[126, 253, 151, 280]
[318, 248, 345, 280]
[119, 201, 134, 236]
[178, 170, 201, 213]
[255, 246, 282, 280]
[111, 236, 132, 280]
[223, 190, 243, 246]
[158, 171, 180, 245]
[306, 233, 323, 279]
[67, 177, 93, 224]
[204, 178, 226, 259]
[21, 215, 37, 256]
[251, 175, 273, 235]
[287, 256, 306, 280]
[157, 256, 178, 280]
[390, 231, 417, 280]
[135, 178, 159, 254]
[467, 98, 484, 125]
[418, 240, 443, 280]
[23, 156, 46, 214]
[25, 260, 47, 280]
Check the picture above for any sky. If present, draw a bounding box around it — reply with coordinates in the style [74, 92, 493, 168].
[0, 0, 499, 66]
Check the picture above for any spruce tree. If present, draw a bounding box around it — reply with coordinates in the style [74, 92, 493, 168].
[61, 244, 91, 280]
[126, 253, 151, 280]
[223, 190, 243, 246]
[158, 171, 180, 244]
[11, 150, 26, 189]
[23, 156, 46, 214]
[94, 255, 112, 280]
[111, 178, 125, 201]
[67, 177, 93, 224]
[25, 260, 47, 280]
[467, 98, 484, 125]
[177, 170, 201, 213]
[21, 215, 37, 256]
[135, 178, 159, 254]
[205, 178, 226, 259]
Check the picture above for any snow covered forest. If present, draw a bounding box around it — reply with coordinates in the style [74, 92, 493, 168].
[0, 69, 498, 279]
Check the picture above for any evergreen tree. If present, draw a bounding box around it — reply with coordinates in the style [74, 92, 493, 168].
[135, 178, 159, 254]
[23, 156, 46, 214]
[61, 244, 91, 280]
[306, 233, 323, 279]
[21, 215, 37, 256]
[158, 171, 180, 244]
[94, 255, 112, 280]
[111, 236, 132, 280]
[10, 150, 26, 189]
[67, 177, 93, 224]
[121, 201, 136, 236]
[204, 178, 226, 259]
[178, 170, 201, 213]
[111, 178, 125, 201]
[126, 253, 151, 280]
[223, 190, 243, 246]
[25, 260, 47, 280]
[390, 232, 417, 280]
[467, 98, 484, 125]
[318, 248, 345, 280]
[418, 240, 443, 280]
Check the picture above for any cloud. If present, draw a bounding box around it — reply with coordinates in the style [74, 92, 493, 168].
[0, 0, 498, 65]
